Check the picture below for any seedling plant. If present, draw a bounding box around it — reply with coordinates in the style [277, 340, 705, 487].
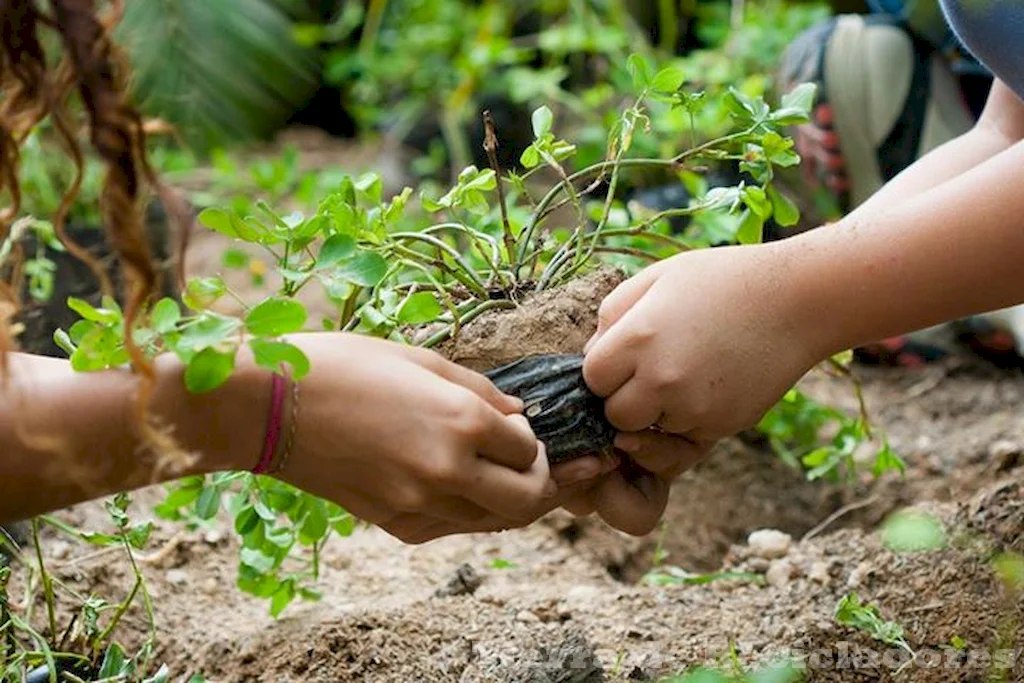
[45, 53, 905, 619]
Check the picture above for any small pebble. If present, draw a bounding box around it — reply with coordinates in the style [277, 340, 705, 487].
[49, 541, 71, 561]
[435, 563, 482, 598]
[766, 560, 794, 588]
[203, 529, 225, 545]
[847, 561, 873, 589]
[564, 585, 601, 609]
[201, 577, 220, 595]
[808, 561, 831, 585]
[746, 558, 771, 573]
[989, 440, 1022, 469]
[516, 609, 541, 624]
[165, 569, 188, 586]
[747, 529, 792, 560]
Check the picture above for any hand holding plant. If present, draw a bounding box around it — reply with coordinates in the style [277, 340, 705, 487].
[273, 333, 557, 544]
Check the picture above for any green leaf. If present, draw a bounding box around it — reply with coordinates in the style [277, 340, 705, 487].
[835, 593, 907, 647]
[69, 319, 96, 345]
[398, 292, 443, 324]
[520, 144, 541, 169]
[742, 186, 772, 219]
[184, 276, 228, 310]
[531, 106, 553, 138]
[199, 208, 239, 238]
[177, 313, 240, 357]
[240, 547, 276, 574]
[68, 297, 119, 325]
[53, 328, 76, 356]
[993, 553, 1024, 592]
[98, 643, 128, 679]
[143, 665, 171, 683]
[318, 234, 357, 267]
[185, 347, 237, 394]
[235, 505, 260, 536]
[299, 587, 323, 603]
[626, 53, 652, 89]
[781, 82, 818, 116]
[333, 513, 356, 537]
[126, 522, 154, 549]
[651, 66, 685, 93]
[873, 440, 907, 477]
[736, 210, 764, 245]
[152, 298, 181, 334]
[195, 485, 222, 520]
[767, 186, 800, 227]
[222, 248, 251, 269]
[245, 298, 308, 336]
[749, 661, 803, 683]
[489, 558, 519, 570]
[882, 510, 946, 553]
[249, 339, 311, 381]
[116, 0, 319, 150]
[335, 250, 387, 287]
[299, 499, 329, 546]
[356, 172, 383, 205]
[270, 578, 297, 617]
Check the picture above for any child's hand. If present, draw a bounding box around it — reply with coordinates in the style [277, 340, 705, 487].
[567, 245, 824, 535]
[278, 334, 556, 544]
[584, 246, 821, 442]
[560, 432, 712, 535]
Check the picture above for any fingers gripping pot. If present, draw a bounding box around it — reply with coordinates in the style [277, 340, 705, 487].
[484, 354, 615, 465]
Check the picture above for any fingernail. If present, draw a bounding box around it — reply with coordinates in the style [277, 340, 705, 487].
[615, 434, 641, 453]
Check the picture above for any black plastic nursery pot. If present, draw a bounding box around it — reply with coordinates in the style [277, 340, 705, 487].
[486, 354, 615, 465]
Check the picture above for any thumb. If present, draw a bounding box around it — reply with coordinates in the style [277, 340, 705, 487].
[585, 266, 660, 353]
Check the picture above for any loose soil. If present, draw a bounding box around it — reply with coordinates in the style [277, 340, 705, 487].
[13, 137, 1024, 682]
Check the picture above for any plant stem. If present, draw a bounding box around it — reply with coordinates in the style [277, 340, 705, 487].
[517, 158, 678, 267]
[391, 233, 490, 296]
[422, 223, 505, 287]
[596, 227, 693, 251]
[120, 535, 156, 674]
[658, 0, 679, 53]
[94, 577, 141, 651]
[30, 520, 57, 647]
[359, 0, 389, 56]
[420, 299, 516, 348]
[1, 568, 11, 670]
[482, 112, 517, 276]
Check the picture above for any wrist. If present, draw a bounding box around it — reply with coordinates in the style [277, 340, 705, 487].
[765, 230, 858, 363]
[151, 350, 272, 475]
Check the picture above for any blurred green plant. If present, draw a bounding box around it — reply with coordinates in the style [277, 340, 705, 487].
[117, 0, 321, 150]
[55, 58, 852, 616]
[0, 494, 178, 682]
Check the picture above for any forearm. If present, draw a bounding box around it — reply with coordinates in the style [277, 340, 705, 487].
[783, 137, 1024, 357]
[0, 353, 265, 524]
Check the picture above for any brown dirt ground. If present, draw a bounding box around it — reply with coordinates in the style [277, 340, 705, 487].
[20, 280, 1024, 682]
[11, 137, 1024, 682]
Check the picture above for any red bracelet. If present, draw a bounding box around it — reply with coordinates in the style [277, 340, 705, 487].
[252, 372, 288, 475]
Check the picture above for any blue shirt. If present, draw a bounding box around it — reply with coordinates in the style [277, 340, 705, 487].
[941, 0, 1024, 97]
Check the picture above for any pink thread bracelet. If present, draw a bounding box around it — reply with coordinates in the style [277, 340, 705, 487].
[252, 372, 288, 475]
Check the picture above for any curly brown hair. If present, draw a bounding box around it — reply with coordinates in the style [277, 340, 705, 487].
[0, 0, 191, 470]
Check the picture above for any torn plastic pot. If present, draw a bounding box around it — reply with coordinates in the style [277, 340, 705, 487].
[485, 354, 615, 465]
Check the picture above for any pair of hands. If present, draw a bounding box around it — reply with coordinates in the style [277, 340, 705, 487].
[279, 245, 820, 543]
